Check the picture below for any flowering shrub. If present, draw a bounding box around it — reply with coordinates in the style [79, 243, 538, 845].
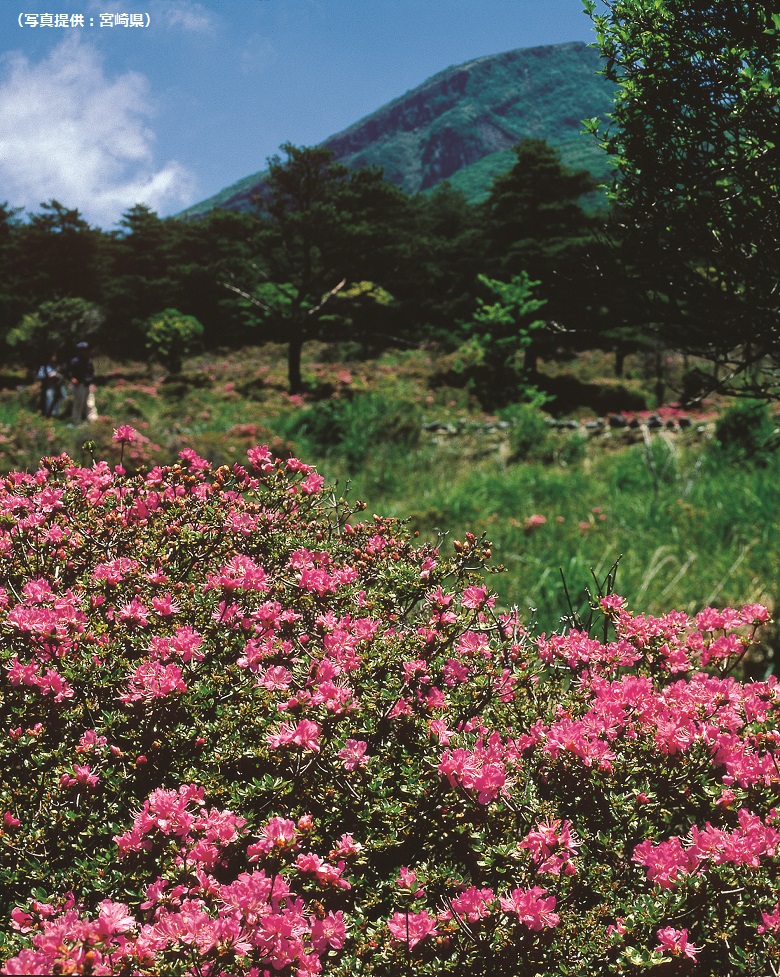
[0, 435, 778, 975]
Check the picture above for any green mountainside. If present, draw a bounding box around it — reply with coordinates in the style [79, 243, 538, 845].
[179, 41, 615, 218]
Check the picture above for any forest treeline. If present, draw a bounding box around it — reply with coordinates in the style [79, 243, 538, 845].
[4, 3, 780, 407]
[0, 139, 641, 396]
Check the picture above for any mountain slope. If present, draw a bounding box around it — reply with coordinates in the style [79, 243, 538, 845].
[180, 41, 614, 218]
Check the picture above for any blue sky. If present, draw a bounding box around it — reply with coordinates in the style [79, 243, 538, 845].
[0, 0, 603, 229]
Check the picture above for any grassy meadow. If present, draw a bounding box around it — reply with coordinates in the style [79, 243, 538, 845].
[1, 342, 777, 667]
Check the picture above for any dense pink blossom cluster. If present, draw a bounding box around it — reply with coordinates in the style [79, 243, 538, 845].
[1, 437, 779, 975]
[6, 789, 347, 975]
[633, 808, 780, 889]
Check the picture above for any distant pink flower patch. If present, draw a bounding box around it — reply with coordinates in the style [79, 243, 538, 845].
[524, 514, 547, 533]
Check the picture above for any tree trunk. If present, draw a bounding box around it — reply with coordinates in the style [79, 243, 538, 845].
[654, 346, 665, 408]
[288, 329, 304, 394]
[523, 343, 539, 376]
[614, 347, 625, 378]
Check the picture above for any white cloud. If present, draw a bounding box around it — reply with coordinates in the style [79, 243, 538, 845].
[151, 1, 217, 33]
[0, 36, 196, 227]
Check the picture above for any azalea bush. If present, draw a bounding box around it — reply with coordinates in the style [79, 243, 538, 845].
[0, 429, 779, 976]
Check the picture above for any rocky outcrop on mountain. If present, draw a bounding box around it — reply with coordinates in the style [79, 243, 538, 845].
[180, 41, 615, 218]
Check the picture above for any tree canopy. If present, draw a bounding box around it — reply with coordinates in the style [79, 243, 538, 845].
[584, 0, 780, 394]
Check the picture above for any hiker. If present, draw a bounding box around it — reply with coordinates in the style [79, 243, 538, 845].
[69, 342, 98, 423]
[36, 352, 64, 418]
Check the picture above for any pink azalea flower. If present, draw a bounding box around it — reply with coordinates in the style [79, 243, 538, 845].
[655, 926, 701, 960]
[499, 886, 560, 930]
[247, 444, 274, 471]
[632, 836, 700, 889]
[338, 738, 368, 771]
[329, 833, 362, 858]
[461, 585, 491, 609]
[75, 729, 108, 753]
[758, 903, 780, 934]
[112, 425, 137, 444]
[387, 910, 437, 948]
[247, 817, 299, 859]
[396, 866, 420, 892]
[300, 473, 325, 495]
[448, 886, 495, 922]
[311, 911, 347, 952]
[120, 660, 187, 704]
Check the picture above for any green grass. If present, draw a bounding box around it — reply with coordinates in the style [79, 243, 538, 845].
[333, 437, 779, 644]
[1, 343, 777, 661]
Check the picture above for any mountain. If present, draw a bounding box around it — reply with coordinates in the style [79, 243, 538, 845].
[179, 41, 615, 218]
